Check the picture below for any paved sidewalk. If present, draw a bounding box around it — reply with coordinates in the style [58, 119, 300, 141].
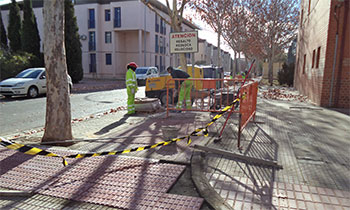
[192, 98, 350, 209]
[0, 80, 349, 209]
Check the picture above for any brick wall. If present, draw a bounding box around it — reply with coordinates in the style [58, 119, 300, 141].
[321, 0, 350, 108]
[294, 0, 350, 108]
[295, 0, 330, 105]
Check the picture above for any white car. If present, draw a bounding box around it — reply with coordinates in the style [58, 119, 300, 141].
[0, 68, 73, 99]
[135, 67, 159, 85]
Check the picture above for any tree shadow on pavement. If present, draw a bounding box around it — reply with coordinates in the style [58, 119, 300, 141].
[197, 122, 280, 209]
[61, 112, 207, 209]
[94, 115, 129, 135]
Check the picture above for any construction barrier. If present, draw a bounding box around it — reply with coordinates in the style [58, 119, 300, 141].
[166, 78, 259, 149]
[214, 81, 258, 149]
[165, 78, 245, 116]
[239, 82, 258, 131]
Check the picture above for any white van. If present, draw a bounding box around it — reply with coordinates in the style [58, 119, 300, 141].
[135, 67, 159, 85]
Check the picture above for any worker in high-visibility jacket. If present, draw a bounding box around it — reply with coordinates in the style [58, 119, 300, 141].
[167, 66, 192, 112]
[125, 62, 138, 115]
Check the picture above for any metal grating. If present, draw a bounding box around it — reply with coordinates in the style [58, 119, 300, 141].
[0, 149, 203, 209]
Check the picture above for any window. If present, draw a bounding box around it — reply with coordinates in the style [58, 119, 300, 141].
[106, 53, 112, 65]
[163, 37, 166, 54]
[303, 54, 306, 74]
[88, 9, 95, 29]
[316, 47, 321, 68]
[155, 55, 158, 69]
[160, 56, 162, 72]
[159, 36, 163, 54]
[162, 19, 166, 35]
[160, 19, 163, 34]
[155, 14, 159, 33]
[105, 9, 111, 21]
[155, 35, 159, 53]
[89, 31, 96, 51]
[90, 54, 96, 73]
[114, 7, 121, 28]
[105, 32, 112, 43]
[312, 49, 315, 68]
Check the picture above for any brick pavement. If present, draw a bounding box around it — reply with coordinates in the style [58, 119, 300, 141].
[192, 98, 350, 210]
[1, 80, 349, 209]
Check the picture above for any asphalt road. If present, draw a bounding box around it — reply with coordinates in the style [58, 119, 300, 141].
[0, 87, 145, 137]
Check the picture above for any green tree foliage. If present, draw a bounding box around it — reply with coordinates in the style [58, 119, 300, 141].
[21, 0, 41, 58]
[64, 0, 83, 83]
[0, 10, 8, 49]
[0, 50, 35, 80]
[278, 62, 295, 87]
[8, 0, 22, 52]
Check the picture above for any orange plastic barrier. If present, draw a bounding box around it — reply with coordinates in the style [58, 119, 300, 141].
[237, 82, 258, 147]
[165, 78, 245, 116]
[215, 81, 258, 148]
[165, 77, 258, 149]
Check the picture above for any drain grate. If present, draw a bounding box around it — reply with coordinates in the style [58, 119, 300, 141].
[0, 148, 203, 209]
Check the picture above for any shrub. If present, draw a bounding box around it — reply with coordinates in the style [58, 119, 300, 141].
[0, 50, 36, 80]
[278, 62, 295, 87]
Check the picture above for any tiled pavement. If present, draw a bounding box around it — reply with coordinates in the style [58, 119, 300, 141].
[1, 80, 349, 209]
[192, 98, 350, 209]
[0, 146, 203, 209]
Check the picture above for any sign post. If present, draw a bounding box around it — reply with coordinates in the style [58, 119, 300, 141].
[169, 31, 198, 76]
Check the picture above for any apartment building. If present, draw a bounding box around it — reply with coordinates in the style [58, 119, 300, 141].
[1, 0, 196, 79]
[1, 0, 234, 79]
[195, 38, 207, 65]
[222, 51, 232, 74]
[294, 0, 349, 108]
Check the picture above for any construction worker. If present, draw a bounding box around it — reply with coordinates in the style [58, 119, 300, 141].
[125, 62, 138, 115]
[241, 70, 248, 79]
[167, 66, 193, 111]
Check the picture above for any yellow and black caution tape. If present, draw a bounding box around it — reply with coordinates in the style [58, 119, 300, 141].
[0, 98, 240, 166]
[0, 137, 68, 166]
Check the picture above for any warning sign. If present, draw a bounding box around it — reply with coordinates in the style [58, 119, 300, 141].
[170, 31, 198, 54]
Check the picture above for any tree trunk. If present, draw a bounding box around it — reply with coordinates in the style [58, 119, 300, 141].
[268, 44, 275, 86]
[233, 51, 237, 76]
[172, 12, 187, 72]
[179, 53, 187, 72]
[217, 28, 221, 68]
[238, 52, 241, 73]
[42, 0, 73, 143]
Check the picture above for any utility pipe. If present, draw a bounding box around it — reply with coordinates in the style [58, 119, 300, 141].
[329, 3, 342, 107]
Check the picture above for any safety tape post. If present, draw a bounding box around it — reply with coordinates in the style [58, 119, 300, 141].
[0, 99, 240, 167]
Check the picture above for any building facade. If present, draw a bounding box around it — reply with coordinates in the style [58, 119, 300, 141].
[294, 0, 349, 108]
[1, 0, 234, 80]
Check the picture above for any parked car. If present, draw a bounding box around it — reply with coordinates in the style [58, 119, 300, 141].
[0, 68, 73, 99]
[135, 67, 159, 85]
